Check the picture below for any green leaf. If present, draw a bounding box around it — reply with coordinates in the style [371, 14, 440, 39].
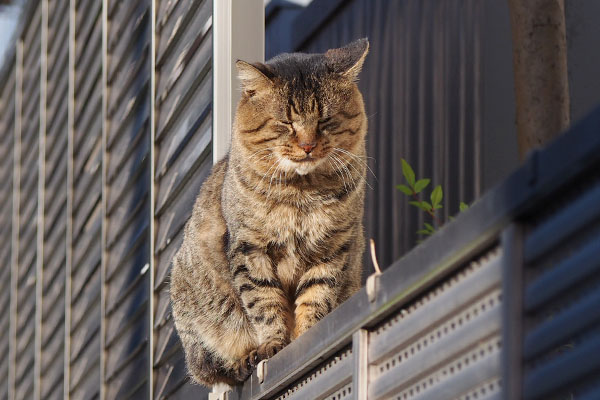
[417, 229, 432, 236]
[459, 202, 469, 212]
[408, 201, 431, 212]
[421, 201, 433, 212]
[434, 204, 443, 210]
[409, 200, 423, 209]
[424, 223, 435, 233]
[430, 185, 443, 208]
[401, 159, 416, 187]
[396, 184, 413, 196]
[414, 178, 430, 193]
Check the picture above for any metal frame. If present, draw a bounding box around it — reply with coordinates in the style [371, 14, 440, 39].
[149, 0, 156, 397]
[100, 0, 108, 398]
[9, 38, 23, 400]
[34, 2, 48, 399]
[64, 0, 76, 398]
[212, 0, 264, 164]
[501, 224, 524, 400]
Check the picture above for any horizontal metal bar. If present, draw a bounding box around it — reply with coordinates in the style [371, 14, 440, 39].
[525, 238, 600, 312]
[369, 253, 501, 364]
[523, 288, 600, 361]
[278, 349, 353, 400]
[523, 334, 600, 400]
[524, 182, 600, 264]
[369, 302, 501, 399]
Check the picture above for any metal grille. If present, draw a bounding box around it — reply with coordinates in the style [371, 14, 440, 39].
[520, 178, 600, 400]
[368, 248, 502, 400]
[273, 347, 354, 400]
[68, 0, 103, 398]
[39, 1, 69, 398]
[0, 57, 15, 400]
[14, 3, 41, 399]
[152, 0, 213, 398]
[103, 0, 152, 398]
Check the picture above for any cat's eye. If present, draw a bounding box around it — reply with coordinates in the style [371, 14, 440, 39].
[318, 117, 332, 124]
[279, 120, 293, 125]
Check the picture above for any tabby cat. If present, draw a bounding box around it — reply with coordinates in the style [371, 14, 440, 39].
[170, 38, 369, 386]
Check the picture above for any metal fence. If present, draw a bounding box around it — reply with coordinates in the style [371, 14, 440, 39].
[0, 0, 213, 398]
[230, 106, 600, 400]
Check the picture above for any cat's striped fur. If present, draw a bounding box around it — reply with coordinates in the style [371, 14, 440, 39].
[170, 39, 369, 386]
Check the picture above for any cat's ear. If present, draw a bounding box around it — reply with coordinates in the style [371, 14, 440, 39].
[325, 38, 369, 81]
[236, 60, 274, 96]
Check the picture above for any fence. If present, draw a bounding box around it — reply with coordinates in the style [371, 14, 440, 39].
[1, 0, 600, 399]
[228, 106, 600, 400]
[0, 0, 213, 398]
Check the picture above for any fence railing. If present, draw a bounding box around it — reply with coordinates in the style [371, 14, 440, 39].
[226, 105, 600, 400]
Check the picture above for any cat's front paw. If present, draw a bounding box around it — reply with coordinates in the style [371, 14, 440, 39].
[233, 349, 260, 382]
[257, 339, 287, 360]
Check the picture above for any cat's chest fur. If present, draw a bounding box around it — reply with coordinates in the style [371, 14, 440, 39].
[234, 194, 337, 287]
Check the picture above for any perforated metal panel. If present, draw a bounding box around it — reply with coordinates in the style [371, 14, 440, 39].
[39, 1, 69, 398]
[0, 57, 16, 400]
[68, 0, 103, 398]
[103, 0, 152, 398]
[152, 0, 213, 398]
[13, 4, 41, 399]
[367, 248, 502, 400]
[520, 179, 600, 400]
[273, 347, 354, 400]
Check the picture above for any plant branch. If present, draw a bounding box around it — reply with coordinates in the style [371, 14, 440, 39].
[410, 191, 442, 226]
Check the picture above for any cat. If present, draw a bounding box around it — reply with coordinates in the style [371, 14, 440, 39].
[170, 38, 369, 387]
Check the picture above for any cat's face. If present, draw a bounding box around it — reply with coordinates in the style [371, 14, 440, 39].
[234, 39, 369, 176]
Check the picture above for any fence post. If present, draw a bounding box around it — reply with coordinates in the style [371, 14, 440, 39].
[352, 329, 369, 399]
[501, 224, 525, 400]
[213, 0, 264, 164]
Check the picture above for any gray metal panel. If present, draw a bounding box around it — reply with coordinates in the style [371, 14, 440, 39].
[521, 178, 600, 400]
[272, 347, 353, 400]
[68, 1, 103, 398]
[367, 249, 502, 400]
[103, 0, 152, 398]
[0, 56, 15, 400]
[39, 1, 69, 399]
[152, 0, 213, 398]
[14, 3, 41, 399]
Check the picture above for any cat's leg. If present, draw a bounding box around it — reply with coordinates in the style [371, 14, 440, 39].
[292, 261, 346, 339]
[293, 228, 365, 338]
[230, 243, 294, 361]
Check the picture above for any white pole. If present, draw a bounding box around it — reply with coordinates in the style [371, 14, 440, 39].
[213, 0, 264, 164]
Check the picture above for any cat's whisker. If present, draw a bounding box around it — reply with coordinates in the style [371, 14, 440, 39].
[267, 158, 283, 199]
[330, 153, 353, 187]
[329, 154, 352, 193]
[333, 147, 377, 181]
[327, 156, 348, 193]
[256, 157, 280, 192]
[334, 151, 374, 191]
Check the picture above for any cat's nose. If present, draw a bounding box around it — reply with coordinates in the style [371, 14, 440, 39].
[299, 141, 317, 154]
